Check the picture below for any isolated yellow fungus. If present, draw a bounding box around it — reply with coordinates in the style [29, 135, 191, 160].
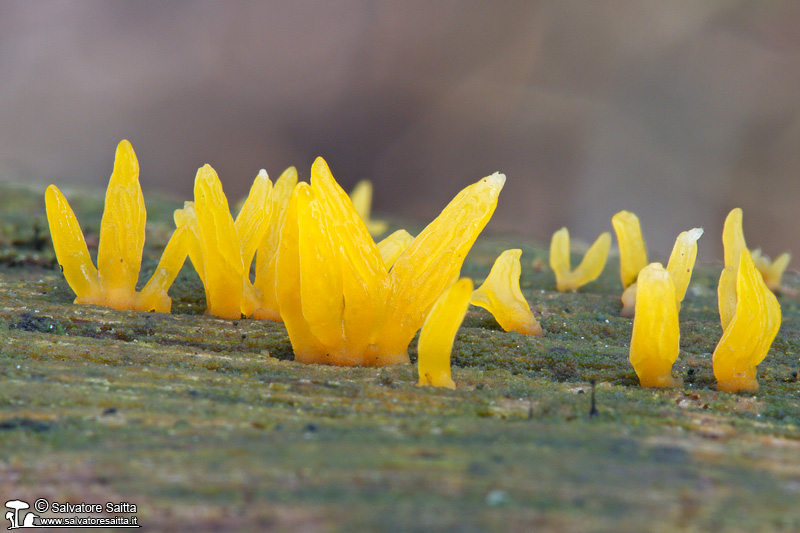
[722, 207, 791, 294]
[611, 210, 648, 288]
[629, 263, 681, 388]
[276, 158, 505, 366]
[350, 179, 388, 236]
[549, 228, 611, 291]
[471, 249, 543, 336]
[620, 227, 702, 318]
[417, 278, 473, 389]
[376, 229, 414, 269]
[713, 249, 781, 393]
[175, 166, 273, 319]
[45, 140, 188, 313]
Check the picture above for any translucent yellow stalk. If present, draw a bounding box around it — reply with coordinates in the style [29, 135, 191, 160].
[470, 249, 543, 336]
[175, 166, 273, 319]
[45, 140, 188, 313]
[252, 167, 297, 321]
[417, 278, 473, 389]
[549, 228, 611, 291]
[611, 210, 648, 289]
[629, 263, 681, 388]
[713, 249, 781, 393]
[350, 179, 388, 236]
[276, 160, 505, 366]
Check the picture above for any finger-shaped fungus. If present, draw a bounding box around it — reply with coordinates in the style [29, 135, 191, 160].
[722, 207, 791, 293]
[666, 228, 703, 309]
[549, 228, 611, 291]
[350, 179, 388, 236]
[612, 210, 648, 289]
[470, 249, 543, 336]
[45, 140, 188, 312]
[252, 167, 298, 321]
[175, 166, 273, 319]
[417, 278, 474, 389]
[629, 263, 682, 388]
[276, 158, 505, 366]
[713, 249, 781, 393]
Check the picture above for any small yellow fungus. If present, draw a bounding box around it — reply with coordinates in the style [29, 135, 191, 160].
[276, 158, 505, 366]
[620, 227, 702, 318]
[470, 249, 543, 336]
[611, 210, 648, 289]
[629, 263, 681, 388]
[751, 249, 791, 292]
[713, 249, 781, 393]
[549, 228, 611, 291]
[722, 207, 791, 294]
[45, 140, 189, 313]
[350, 179, 388, 236]
[417, 278, 474, 389]
[252, 167, 298, 321]
[175, 166, 273, 319]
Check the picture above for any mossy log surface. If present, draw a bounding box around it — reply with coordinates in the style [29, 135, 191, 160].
[2, 182, 800, 532]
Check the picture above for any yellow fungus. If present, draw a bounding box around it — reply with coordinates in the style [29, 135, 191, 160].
[350, 179, 388, 236]
[629, 263, 681, 388]
[751, 249, 791, 292]
[722, 207, 791, 294]
[666, 228, 703, 307]
[175, 166, 273, 319]
[45, 140, 188, 313]
[549, 228, 611, 292]
[620, 227, 702, 318]
[713, 249, 781, 393]
[470, 249, 543, 336]
[276, 158, 505, 366]
[611, 210, 648, 289]
[417, 278, 474, 389]
[376, 229, 414, 269]
[252, 167, 298, 321]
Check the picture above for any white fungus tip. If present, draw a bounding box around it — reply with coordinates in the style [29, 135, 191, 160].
[486, 172, 506, 189]
[683, 227, 704, 243]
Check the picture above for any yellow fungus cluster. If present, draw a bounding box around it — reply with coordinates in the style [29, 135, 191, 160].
[275, 158, 506, 366]
[549, 228, 611, 292]
[45, 140, 189, 313]
[45, 140, 789, 392]
[714, 209, 782, 392]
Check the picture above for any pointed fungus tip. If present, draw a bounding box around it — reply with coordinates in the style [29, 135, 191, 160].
[258, 169, 268, 178]
[486, 172, 506, 189]
[685, 227, 704, 241]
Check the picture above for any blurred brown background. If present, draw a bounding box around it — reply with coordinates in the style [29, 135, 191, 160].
[2, 1, 799, 261]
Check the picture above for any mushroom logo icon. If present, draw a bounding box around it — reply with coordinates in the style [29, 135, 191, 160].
[4, 500, 38, 529]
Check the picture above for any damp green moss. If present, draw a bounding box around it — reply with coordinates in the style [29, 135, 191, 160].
[1, 182, 800, 531]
